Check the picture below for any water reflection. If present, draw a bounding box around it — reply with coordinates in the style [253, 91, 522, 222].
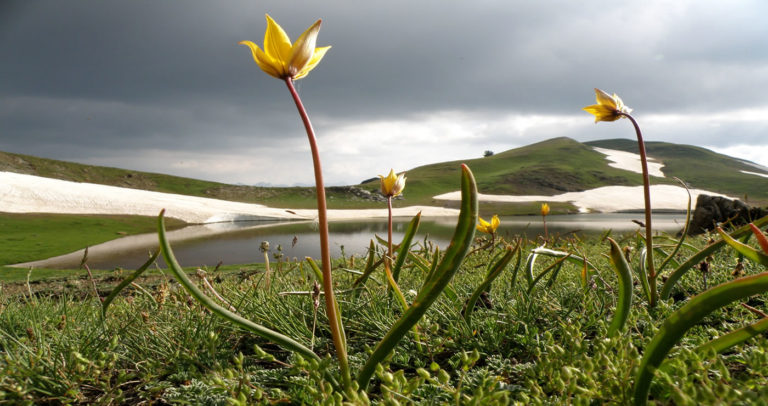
[27, 213, 686, 270]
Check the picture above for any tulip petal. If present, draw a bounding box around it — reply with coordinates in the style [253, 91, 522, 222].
[594, 88, 617, 109]
[583, 105, 617, 123]
[294, 46, 331, 80]
[289, 19, 322, 77]
[264, 14, 292, 67]
[239, 41, 283, 79]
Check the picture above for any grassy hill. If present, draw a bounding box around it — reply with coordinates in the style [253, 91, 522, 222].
[363, 137, 648, 199]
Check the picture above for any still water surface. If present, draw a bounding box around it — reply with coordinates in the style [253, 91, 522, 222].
[45, 213, 686, 270]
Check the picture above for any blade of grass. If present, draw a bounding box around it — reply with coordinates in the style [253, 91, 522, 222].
[101, 251, 159, 318]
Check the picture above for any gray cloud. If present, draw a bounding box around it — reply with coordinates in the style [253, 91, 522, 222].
[2, 0, 768, 185]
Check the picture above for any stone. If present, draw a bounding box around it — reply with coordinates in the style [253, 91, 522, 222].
[687, 194, 768, 235]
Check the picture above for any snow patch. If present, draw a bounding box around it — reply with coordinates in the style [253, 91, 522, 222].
[593, 147, 665, 177]
[741, 170, 768, 179]
[434, 185, 732, 213]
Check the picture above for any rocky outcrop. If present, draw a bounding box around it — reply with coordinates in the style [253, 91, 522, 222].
[687, 195, 768, 235]
[327, 186, 390, 202]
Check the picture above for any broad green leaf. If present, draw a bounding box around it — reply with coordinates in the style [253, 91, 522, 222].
[633, 271, 768, 405]
[607, 238, 633, 336]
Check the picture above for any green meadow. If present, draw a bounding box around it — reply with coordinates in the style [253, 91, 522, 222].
[3, 229, 768, 404]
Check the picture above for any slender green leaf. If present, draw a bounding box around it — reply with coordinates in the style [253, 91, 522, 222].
[531, 247, 600, 274]
[392, 213, 421, 283]
[464, 242, 518, 323]
[509, 241, 525, 291]
[157, 211, 323, 367]
[657, 177, 691, 274]
[524, 249, 541, 287]
[660, 214, 768, 299]
[717, 227, 768, 267]
[526, 255, 570, 295]
[638, 247, 652, 304]
[697, 317, 768, 355]
[357, 164, 478, 389]
[102, 251, 159, 317]
[352, 240, 384, 289]
[633, 271, 768, 405]
[750, 223, 768, 254]
[606, 238, 633, 336]
[306, 258, 347, 353]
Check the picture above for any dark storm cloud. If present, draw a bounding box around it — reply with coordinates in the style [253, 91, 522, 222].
[2, 0, 768, 185]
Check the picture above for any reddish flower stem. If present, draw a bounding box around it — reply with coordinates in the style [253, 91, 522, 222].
[284, 78, 350, 386]
[387, 196, 393, 269]
[622, 112, 657, 307]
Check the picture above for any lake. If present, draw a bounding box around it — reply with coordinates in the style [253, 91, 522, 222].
[21, 213, 688, 270]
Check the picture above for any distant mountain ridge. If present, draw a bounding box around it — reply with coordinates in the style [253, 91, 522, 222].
[2, 137, 767, 212]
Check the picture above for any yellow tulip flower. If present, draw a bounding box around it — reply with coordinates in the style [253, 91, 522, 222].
[239, 14, 331, 80]
[583, 88, 632, 123]
[541, 203, 550, 216]
[477, 215, 500, 234]
[379, 169, 406, 197]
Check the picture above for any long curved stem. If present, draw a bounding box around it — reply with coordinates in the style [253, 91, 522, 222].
[622, 113, 656, 307]
[284, 78, 350, 387]
[388, 196, 394, 271]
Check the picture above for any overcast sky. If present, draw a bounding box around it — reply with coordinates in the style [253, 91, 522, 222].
[2, 0, 768, 186]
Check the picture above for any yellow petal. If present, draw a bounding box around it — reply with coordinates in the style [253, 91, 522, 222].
[477, 217, 493, 234]
[239, 41, 283, 79]
[391, 174, 406, 197]
[594, 88, 617, 109]
[379, 169, 398, 196]
[288, 19, 322, 77]
[264, 14, 292, 67]
[541, 203, 550, 216]
[294, 46, 331, 80]
[491, 215, 500, 231]
[583, 104, 618, 123]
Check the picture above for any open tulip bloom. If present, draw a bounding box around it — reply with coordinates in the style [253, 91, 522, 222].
[477, 215, 500, 235]
[379, 169, 406, 198]
[239, 14, 330, 80]
[583, 88, 632, 123]
[584, 88, 658, 306]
